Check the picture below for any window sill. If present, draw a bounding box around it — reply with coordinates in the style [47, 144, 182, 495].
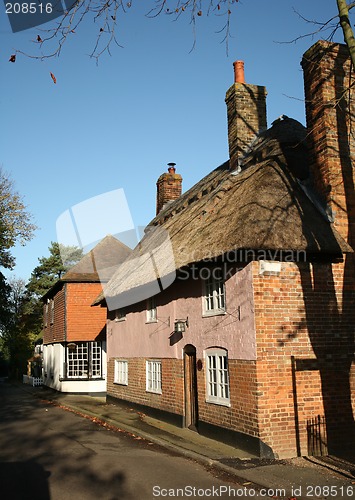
[114, 381, 128, 386]
[146, 390, 162, 395]
[205, 398, 231, 408]
[145, 320, 158, 324]
[202, 310, 226, 318]
[59, 377, 105, 381]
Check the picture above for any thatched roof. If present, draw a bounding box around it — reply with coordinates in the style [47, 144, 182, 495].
[96, 117, 351, 309]
[43, 235, 131, 301]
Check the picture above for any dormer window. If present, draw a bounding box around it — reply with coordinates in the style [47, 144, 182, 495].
[146, 296, 157, 323]
[115, 309, 126, 322]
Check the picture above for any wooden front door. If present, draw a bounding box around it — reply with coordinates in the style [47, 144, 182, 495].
[184, 344, 198, 430]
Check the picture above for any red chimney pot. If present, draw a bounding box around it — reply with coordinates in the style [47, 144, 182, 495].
[233, 60, 245, 83]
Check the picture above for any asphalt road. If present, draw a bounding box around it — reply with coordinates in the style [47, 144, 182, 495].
[0, 381, 244, 500]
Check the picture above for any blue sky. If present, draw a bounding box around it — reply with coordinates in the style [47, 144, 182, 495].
[0, 1, 344, 281]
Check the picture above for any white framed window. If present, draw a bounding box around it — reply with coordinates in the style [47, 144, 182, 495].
[203, 269, 226, 315]
[146, 360, 162, 394]
[114, 359, 128, 385]
[205, 348, 230, 406]
[146, 296, 157, 323]
[91, 341, 102, 377]
[67, 341, 102, 379]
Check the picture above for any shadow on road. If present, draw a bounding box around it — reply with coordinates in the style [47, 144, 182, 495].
[0, 461, 51, 500]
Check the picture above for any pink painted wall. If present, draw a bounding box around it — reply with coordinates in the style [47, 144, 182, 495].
[107, 263, 256, 361]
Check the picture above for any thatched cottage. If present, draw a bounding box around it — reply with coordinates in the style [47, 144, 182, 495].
[96, 41, 355, 458]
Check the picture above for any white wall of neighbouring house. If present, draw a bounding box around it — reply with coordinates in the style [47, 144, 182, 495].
[43, 343, 63, 391]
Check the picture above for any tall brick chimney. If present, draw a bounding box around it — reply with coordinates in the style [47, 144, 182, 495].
[301, 41, 355, 242]
[225, 60, 267, 171]
[156, 163, 182, 214]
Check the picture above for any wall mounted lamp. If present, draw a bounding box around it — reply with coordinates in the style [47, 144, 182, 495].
[174, 317, 189, 333]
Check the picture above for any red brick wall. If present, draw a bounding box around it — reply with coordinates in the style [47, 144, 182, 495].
[107, 357, 184, 415]
[197, 359, 259, 438]
[302, 41, 355, 244]
[253, 260, 355, 458]
[107, 356, 260, 443]
[66, 282, 106, 341]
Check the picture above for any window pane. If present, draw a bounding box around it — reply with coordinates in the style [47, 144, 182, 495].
[204, 271, 225, 313]
[115, 360, 128, 385]
[91, 341, 101, 377]
[206, 350, 230, 404]
[146, 360, 162, 393]
[67, 342, 102, 379]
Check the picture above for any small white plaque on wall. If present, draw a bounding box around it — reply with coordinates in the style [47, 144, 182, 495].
[258, 260, 281, 276]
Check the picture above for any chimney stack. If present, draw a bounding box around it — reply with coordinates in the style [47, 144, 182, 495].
[301, 41, 355, 242]
[225, 60, 267, 171]
[156, 163, 182, 214]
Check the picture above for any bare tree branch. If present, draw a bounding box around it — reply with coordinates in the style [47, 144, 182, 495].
[11, 0, 240, 60]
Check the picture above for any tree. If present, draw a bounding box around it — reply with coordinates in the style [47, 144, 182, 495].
[23, 242, 84, 340]
[0, 167, 36, 270]
[0, 276, 34, 379]
[10, 1, 355, 63]
[14, 1, 238, 60]
[26, 241, 84, 300]
[0, 273, 12, 338]
[0, 243, 84, 378]
[337, 1, 355, 67]
[0, 168, 36, 376]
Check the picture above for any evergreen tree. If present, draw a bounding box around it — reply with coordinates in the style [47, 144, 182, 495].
[26, 242, 84, 299]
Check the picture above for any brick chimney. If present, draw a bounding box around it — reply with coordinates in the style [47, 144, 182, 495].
[225, 60, 267, 171]
[301, 41, 355, 242]
[156, 163, 182, 214]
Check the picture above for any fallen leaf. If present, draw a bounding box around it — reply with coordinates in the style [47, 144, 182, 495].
[9, 54, 16, 63]
[50, 72, 57, 84]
